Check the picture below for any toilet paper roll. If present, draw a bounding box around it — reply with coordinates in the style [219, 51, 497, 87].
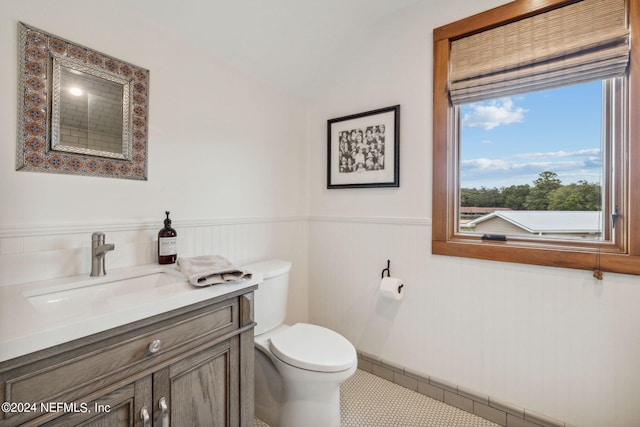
[379, 277, 404, 301]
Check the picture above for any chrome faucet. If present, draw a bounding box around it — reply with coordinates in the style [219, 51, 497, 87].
[91, 232, 115, 276]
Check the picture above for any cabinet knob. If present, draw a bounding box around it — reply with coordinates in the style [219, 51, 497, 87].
[148, 339, 162, 354]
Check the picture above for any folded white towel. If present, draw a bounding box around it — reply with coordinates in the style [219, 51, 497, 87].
[176, 255, 252, 287]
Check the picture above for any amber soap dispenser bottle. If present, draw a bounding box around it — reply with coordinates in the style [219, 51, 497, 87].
[158, 211, 177, 264]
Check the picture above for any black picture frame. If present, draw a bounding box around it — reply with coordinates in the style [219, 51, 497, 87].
[327, 105, 400, 189]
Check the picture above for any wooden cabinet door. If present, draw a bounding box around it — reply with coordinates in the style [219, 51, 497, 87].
[153, 337, 240, 427]
[41, 377, 152, 427]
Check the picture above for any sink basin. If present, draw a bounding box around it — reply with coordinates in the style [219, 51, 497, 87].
[23, 266, 187, 312]
[1, 263, 260, 364]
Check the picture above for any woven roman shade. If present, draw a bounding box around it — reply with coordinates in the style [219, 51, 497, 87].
[449, 0, 629, 105]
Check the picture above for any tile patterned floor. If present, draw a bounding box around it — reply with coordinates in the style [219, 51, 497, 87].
[255, 369, 499, 427]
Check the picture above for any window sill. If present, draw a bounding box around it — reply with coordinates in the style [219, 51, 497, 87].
[432, 239, 640, 276]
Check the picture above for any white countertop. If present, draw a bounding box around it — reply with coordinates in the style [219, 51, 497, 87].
[0, 264, 262, 363]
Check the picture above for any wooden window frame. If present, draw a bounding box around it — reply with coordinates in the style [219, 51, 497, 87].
[432, 0, 640, 275]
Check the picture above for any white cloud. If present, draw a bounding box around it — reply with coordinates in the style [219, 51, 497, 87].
[461, 150, 603, 188]
[514, 148, 601, 159]
[462, 97, 527, 130]
[461, 158, 511, 171]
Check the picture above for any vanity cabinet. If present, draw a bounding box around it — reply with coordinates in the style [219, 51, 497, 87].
[0, 287, 256, 427]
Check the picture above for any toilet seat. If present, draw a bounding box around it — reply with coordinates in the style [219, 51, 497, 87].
[269, 323, 356, 373]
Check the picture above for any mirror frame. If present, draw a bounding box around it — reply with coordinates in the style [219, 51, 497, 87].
[16, 23, 149, 180]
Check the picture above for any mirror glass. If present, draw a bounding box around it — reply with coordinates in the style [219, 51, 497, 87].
[52, 57, 131, 160]
[17, 23, 148, 180]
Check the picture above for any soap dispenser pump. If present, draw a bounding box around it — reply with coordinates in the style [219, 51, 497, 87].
[158, 211, 177, 264]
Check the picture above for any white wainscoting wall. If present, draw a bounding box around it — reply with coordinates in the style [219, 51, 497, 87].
[307, 216, 640, 427]
[2, 214, 639, 426]
[0, 217, 309, 325]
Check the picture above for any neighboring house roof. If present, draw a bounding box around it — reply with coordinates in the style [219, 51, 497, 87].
[459, 207, 512, 215]
[467, 211, 602, 234]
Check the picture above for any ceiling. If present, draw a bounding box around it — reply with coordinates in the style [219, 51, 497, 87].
[129, 0, 426, 98]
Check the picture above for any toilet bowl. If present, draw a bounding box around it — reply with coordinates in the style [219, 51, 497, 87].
[245, 260, 357, 427]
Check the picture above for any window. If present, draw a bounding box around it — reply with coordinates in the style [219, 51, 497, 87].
[459, 79, 614, 242]
[432, 0, 640, 275]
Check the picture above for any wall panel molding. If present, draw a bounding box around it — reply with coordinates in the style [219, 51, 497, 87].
[0, 215, 430, 238]
[0, 216, 307, 238]
[308, 215, 431, 226]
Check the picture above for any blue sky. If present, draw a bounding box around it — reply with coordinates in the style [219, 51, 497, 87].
[459, 80, 603, 189]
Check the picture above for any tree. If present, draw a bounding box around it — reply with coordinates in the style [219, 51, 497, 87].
[460, 187, 479, 207]
[460, 186, 502, 207]
[575, 180, 602, 210]
[525, 171, 562, 210]
[548, 180, 601, 210]
[501, 184, 530, 210]
[460, 172, 601, 211]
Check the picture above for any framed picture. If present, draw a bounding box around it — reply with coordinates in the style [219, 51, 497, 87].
[327, 105, 400, 189]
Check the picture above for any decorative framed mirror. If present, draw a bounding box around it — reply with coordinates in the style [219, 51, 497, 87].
[16, 23, 149, 180]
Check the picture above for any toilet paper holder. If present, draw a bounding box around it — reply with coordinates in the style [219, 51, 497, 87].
[381, 260, 404, 293]
[381, 260, 391, 278]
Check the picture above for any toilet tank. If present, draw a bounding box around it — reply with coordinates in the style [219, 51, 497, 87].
[244, 259, 292, 336]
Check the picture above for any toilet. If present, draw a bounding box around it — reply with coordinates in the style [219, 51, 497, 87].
[244, 259, 357, 427]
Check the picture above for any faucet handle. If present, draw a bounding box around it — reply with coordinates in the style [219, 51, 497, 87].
[91, 232, 105, 244]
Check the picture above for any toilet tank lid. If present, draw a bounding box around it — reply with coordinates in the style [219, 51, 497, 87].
[243, 259, 291, 279]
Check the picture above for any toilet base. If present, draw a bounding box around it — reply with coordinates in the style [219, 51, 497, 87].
[254, 344, 356, 427]
[279, 379, 341, 427]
